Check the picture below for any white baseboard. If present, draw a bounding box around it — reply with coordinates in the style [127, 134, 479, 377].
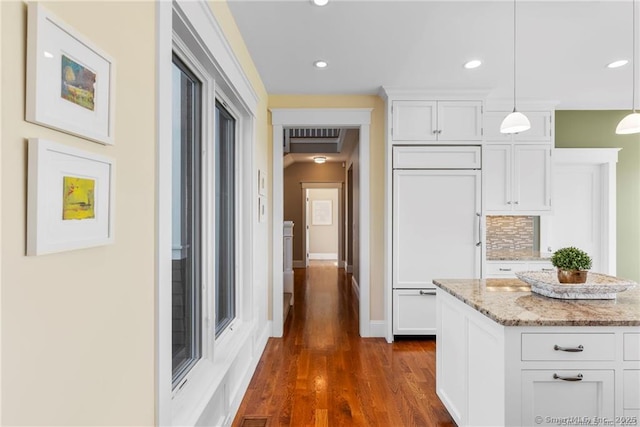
[227, 321, 271, 426]
[346, 264, 353, 273]
[369, 321, 386, 338]
[308, 253, 338, 260]
[351, 276, 359, 299]
[293, 260, 306, 268]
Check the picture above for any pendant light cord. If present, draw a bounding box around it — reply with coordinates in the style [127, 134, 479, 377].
[633, 0, 637, 112]
[513, 0, 517, 113]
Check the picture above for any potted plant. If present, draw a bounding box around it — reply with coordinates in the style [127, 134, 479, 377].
[550, 247, 592, 284]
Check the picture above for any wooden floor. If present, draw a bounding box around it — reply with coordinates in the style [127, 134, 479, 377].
[232, 262, 455, 427]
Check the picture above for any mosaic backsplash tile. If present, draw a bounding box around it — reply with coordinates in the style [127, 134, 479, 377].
[486, 216, 535, 257]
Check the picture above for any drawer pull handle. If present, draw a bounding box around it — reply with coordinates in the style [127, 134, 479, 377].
[419, 290, 436, 296]
[553, 373, 583, 382]
[554, 344, 584, 352]
[499, 268, 512, 272]
[541, 268, 554, 272]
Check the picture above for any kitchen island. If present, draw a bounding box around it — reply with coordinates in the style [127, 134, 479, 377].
[433, 278, 640, 427]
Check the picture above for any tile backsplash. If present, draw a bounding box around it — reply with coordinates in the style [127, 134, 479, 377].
[486, 216, 536, 256]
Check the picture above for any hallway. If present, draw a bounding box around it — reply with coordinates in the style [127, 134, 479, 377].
[232, 263, 455, 426]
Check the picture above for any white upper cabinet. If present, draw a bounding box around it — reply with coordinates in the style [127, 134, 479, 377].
[484, 111, 552, 142]
[392, 100, 483, 142]
[484, 144, 552, 214]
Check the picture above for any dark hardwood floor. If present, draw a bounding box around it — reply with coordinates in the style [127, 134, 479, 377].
[232, 262, 455, 426]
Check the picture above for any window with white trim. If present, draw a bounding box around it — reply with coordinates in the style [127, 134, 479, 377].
[170, 56, 241, 389]
[171, 55, 202, 387]
[214, 100, 237, 337]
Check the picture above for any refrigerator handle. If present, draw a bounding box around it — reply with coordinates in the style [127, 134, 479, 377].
[475, 213, 482, 247]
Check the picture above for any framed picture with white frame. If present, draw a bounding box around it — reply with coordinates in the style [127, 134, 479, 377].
[27, 138, 115, 255]
[26, 3, 115, 145]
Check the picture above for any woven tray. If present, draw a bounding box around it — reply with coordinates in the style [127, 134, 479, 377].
[515, 271, 637, 300]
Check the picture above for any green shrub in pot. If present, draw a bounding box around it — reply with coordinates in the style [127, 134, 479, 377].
[551, 247, 592, 284]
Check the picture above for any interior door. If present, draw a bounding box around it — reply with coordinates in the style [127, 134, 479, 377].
[393, 169, 481, 289]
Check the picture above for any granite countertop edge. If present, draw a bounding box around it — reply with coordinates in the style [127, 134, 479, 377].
[433, 279, 640, 327]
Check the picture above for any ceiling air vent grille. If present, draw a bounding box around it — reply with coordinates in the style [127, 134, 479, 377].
[289, 128, 340, 138]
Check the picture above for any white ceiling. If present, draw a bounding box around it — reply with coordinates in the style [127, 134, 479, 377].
[227, 0, 640, 110]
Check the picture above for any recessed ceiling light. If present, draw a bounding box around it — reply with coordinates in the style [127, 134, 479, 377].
[313, 156, 327, 164]
[313, 60, 328, 69]
[464, 60, 482, 69]
[312, 0, 329, 6]
[607, 59, 628, 68]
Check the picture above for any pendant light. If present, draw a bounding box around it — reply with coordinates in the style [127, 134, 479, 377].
[616, 0, 640, 134]
[501, 0, 531, 134]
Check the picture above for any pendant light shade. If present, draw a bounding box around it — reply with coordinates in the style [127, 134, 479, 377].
[616, 111, 640, 134]
[500, 111, 532, 134]
[501, 0, 531, 134]
[616, 0, 640, 135]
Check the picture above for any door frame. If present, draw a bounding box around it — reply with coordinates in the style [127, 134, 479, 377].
[303, 184, 343, 267]
[271, 108, 372, 338]
[539, 148, 619, 275]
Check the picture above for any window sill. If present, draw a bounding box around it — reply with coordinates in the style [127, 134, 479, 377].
[171, 321, 254, 426]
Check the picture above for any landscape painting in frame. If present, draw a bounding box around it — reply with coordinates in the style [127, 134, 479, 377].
[60, 55, 96, 111]
[63, 176, 95, 220]
[27, 138, 115, 256]
[26, 3, 115, 144]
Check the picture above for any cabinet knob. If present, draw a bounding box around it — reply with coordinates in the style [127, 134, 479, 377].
[437, 130, 442, 134]
[432, 130, 438, 135]
[514, 201, 519, 205]
[554, 344, 584, 352]
[507, 201, 512, 205]
[553, 373, 583, 382]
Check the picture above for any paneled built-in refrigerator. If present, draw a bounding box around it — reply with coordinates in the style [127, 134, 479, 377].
[392, 146, 482, 335]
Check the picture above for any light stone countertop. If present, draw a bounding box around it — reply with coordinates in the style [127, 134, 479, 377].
[433, 278, 640, 326]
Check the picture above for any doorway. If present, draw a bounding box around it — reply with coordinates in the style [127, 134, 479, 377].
[271, 108, 372, 338]
[304, 187, 341, 266]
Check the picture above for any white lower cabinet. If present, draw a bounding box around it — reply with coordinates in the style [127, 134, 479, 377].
[623, 369, 640, 418]
[436, 289, 639, 427]
[521, 370, 614, 426]
[392, 289, 436, 335]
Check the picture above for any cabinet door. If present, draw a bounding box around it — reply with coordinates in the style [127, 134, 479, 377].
[514, 111, 552, 142]
[513, 144, 552, 212]
[392, 289, 436, 335]
[521, 370, 614, 426]
[393, 170, 481, 289]
[483, 144, 513, 212]
[540, 163, 603, 272]
[483, 111, 513, 141]
[437, 101, 483, 141]
[391, 100, 437, 141]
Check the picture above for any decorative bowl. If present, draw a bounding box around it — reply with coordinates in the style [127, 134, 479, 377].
[515, 271, 637, 300]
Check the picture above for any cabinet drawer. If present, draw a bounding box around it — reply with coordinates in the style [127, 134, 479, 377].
[486, 262, 527, 277]
[393, 146, 481, 169]
[526, 261, 554, 273]
[393, 289, 436, 335]
[521, 369, 614, 425]
[522, 333, 615, 361]
[624, 333, 640, 360]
